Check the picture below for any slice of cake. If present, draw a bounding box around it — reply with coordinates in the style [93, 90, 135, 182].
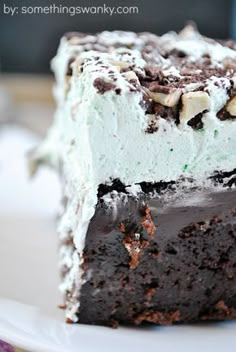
[33, 24, 236, 326]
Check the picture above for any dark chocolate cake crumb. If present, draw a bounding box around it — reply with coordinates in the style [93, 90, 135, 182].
[148, 82, 173, 94]
[217, 108, 232, 121]
[98, 178, 176, 198]
[139, 180, 176, 194]
[145, 116, 159, 134]
[93, 78, 116, 94]
[144, 66, 163, 81]
[187, 110, 208, 130]
[210, 168, 236, 188]
[217, 104, 236, 121]
[97, 168, 236, 202]
[97, 179, 128, 198]
[153, 103, 178, 121]
[140, 95, 153, 114]
[115, 88, 121, 95]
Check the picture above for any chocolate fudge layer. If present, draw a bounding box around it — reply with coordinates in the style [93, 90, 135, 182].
[79, 188, 236, 326]
[33, 24, 236, 325]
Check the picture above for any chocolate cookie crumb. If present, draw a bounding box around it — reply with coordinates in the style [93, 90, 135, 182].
[93, 78, 116, 94]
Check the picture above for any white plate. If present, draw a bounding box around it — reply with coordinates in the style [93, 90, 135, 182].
[0, 127, 236, 352]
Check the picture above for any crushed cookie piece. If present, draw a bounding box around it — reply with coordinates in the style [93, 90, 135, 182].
[115, 88, 121, 95]
[93, 78, 116, 94]
[187, 110, 207, 130]
[145, 114, 159, 134]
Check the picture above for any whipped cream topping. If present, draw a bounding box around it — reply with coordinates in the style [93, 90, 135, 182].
[35, 25, 236, 322]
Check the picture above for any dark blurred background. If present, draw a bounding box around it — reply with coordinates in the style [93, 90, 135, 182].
[0, 0, 234, 73]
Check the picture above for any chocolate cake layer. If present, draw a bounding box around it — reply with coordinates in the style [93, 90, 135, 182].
[77, 189, 236, 326]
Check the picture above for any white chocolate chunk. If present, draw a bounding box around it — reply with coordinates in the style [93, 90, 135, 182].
[180, 91, 210, 122]
[122, 70, 139, 81]
[226, 95, 236, 116]
[110, 60, 130, 70]
[147, 88, 182, 107]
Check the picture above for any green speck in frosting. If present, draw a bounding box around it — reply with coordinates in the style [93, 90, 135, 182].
[182, 164, 188, 172]
[170, 148, 174, 152]
[214, 129, 219, 138]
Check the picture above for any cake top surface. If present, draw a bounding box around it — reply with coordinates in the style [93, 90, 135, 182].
[63, 23, 236, 81]
[56, 23, 236, 130]
[63, 23, 236, 68]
